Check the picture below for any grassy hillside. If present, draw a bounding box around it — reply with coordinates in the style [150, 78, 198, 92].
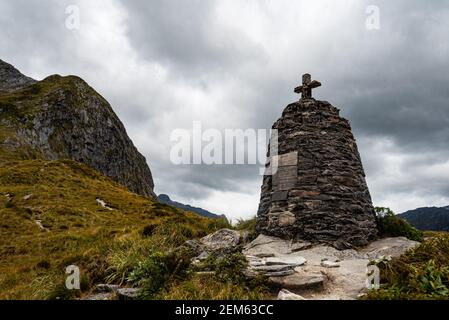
[0, 159, 228, 299]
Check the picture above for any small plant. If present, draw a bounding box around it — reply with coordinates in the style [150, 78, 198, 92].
[128, 252, 168, 297]
[375, 207, 423, 242]
[127, 247, 194, 299]
[214, 252, 248, 284]
[234, 217, 257, 241]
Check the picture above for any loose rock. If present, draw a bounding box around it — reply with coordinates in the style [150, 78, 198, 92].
[117, 288, 141, 300]
[269, 272, 325, 290]
[265, 256, 307, 267]
[277, 289, 306, 300]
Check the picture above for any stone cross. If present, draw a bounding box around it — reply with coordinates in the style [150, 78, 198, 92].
[294, 73, 321, 100]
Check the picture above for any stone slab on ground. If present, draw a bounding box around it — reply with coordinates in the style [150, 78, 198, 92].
[264, 256, 307, 266]
[244, 235, 420, 300]
[268, 271, 325, 290]
[244, 234, 312, 256]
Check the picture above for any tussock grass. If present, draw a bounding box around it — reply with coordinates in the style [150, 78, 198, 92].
[0, 159, 216, 299]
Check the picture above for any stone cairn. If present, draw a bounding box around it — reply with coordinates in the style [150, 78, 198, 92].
[256, 74, 378, 249]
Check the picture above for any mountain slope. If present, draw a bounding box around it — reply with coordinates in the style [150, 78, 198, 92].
[399, 206, 449, 231]
[0, 60, 235, 300]
[0, 60, 36, 93]
[0, 159, 219, 299]
[158, 194, 226, 219]
[0, 59, 155, 197]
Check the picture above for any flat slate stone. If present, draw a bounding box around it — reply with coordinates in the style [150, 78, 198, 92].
[268, 272, 325, 290]
[251, 265, 294, 272]
[321, 260, 340, 268]
[265, 256, 307, 266]
[265, 269, 296, 277]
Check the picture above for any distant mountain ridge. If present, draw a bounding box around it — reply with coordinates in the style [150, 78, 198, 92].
[399, 206, 449, 231]
[157, 194, 226, 220]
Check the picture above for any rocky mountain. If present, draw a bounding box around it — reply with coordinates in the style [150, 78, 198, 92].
[0, 60, 36, 93]
[399, 206, 449, 231]
[0, 59, 155, 197]
[157, 194, 226, 219]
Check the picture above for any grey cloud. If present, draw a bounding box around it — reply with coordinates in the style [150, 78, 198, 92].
[121, 0, 267, 80]
[1, 0, 449, 216]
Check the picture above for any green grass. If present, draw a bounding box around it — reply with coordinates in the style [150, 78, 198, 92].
[0, 159, 218, 299]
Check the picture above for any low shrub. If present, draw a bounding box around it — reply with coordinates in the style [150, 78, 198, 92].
[375, 207, 423, 242]
[365, 234, 449, 300]
[127, 246, 194, 298]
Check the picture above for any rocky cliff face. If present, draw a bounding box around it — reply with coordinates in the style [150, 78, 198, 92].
[0, 60, 36, 92]
[257, 98, 378, 249]
[0, 59, 155, 198]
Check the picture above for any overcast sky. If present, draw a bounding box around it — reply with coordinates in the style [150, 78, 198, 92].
[1, 0, 449, 220]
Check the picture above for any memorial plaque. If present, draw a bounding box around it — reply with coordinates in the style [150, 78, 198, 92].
[271, 191, 288, 201]
[279, 151, 298, 166]
[272, 165, 297, 191]
[271, 151, 298, 168]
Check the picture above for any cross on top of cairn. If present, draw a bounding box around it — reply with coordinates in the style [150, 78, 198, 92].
[294, 73, 321, 100]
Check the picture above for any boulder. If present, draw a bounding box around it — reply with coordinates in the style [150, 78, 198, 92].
[199, 229, 242, 255]
[269, 271, 325, 290]
[117, 288, 141, 300]
[360, 237, 419, 259]
[277, 289, 306, 300]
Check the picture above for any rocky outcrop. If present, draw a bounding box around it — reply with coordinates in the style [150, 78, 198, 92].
[0, 59, 36, 93]
[187, 229, 246, 263]
[0, 60, 155, 197]
[257, 97, 378, 248]
[243, 234, 420, 299]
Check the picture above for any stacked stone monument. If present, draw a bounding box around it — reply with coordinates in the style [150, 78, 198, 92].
[256, 74, 378, 249]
